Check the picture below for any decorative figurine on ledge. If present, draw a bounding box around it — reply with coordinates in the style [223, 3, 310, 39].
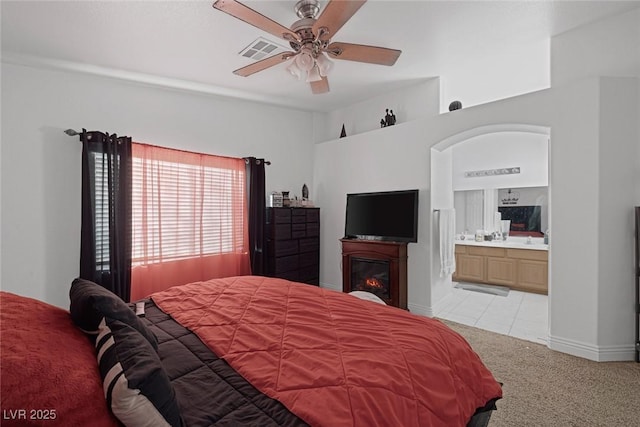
[381, 109, 396, 127]
[449, 100, 462, 111]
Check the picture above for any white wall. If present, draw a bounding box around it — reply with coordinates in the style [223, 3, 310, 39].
[551, 8, 640, 87]
[546, 7, 639, 361]
[430, 148, 455, 309]
[0, 63, 315, 308]
[451, 132, 549, 191]
[596, 77, 638, 355]
[312, 120, 432, 315]
[441, 39, 550, 113]
[312, 78, 440, 143]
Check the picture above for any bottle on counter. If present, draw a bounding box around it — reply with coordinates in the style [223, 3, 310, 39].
[544, 229, 549, 244]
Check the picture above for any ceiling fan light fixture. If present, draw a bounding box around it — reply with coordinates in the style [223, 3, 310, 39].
[286, 61, 303, 80]
[306, 65, 323, 83]
[315, 53, 333, 77]
[295, 48, 315, 71]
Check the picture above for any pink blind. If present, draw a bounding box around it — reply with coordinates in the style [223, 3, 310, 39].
[130, 143, 250, 300]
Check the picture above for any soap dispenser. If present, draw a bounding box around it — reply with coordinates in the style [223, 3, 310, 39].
[544, 229, 549, 244]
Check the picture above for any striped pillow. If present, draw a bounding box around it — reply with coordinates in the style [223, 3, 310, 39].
[96, 317, 183, 427]
[70, 278, 158, 350]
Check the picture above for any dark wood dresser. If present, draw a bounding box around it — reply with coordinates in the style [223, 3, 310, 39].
[265, 207, 320, 285]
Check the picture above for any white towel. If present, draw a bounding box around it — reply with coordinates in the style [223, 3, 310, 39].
[439, 209, 456, 277]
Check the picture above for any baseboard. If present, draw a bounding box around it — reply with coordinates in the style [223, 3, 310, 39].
[593, 344, 637, 362]
[319, 282, 341, 292]
[548, 335, 636, 362]
[430, 293, 452, 318]
[408, 303, 431, 317]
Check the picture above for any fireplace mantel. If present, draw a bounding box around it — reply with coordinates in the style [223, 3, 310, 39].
[340, 238, 408, 310]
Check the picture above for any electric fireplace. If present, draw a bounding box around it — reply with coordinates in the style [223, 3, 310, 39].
[350, 258, 391, 301]
[341, 239, 408, 309]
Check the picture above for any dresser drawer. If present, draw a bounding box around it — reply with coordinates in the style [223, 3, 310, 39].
[268, 224, 291, 240]
[299, 237, 319, 253]
[306, 223, 320, 237]
[292, 223, 306, 232]
[274, 255, 298, 273]
[268, 239, 298, 257]
[298, 265, 319, 282]
[268, 208, 291, 224]
[291, 214, 307, 224]
[306, 209, 319, 223]
[299, 251, 319, 268]
[291, 223, 306, 238]
[276, 270, 299, 282]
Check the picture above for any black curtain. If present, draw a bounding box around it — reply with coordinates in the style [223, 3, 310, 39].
[80, 130, 132, 301]
[244, 157, 266, 275]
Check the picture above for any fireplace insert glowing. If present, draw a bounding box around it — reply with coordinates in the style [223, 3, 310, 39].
[350, 257, 390, 302]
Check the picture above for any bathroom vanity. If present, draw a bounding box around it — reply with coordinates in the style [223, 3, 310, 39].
[452, 238, 548, 294]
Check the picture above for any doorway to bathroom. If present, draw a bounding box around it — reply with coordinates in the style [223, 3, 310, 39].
[430, 124, 550, 345]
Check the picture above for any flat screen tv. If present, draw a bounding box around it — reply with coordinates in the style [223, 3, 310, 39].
[344, 189, 419, 243]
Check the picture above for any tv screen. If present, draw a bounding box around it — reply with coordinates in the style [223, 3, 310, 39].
[344, 190, 419, 243]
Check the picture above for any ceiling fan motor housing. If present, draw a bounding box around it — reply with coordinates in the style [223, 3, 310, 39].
[294, 0, 320, 19]
[290, 0, 322, 51]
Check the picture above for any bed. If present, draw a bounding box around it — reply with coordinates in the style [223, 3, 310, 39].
[0, 276, 502, 426]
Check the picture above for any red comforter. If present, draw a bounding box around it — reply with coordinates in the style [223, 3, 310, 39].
[152, 276, 502, 427]
[0, 292, 119, 427]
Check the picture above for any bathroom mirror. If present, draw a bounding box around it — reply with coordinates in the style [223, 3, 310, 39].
[454, 186, 548, 236]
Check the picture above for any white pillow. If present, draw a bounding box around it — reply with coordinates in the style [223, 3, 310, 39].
[348, 291, 387, 305]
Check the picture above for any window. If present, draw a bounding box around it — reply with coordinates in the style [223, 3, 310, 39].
[92, 151, 113, 269]
[130, 143, 250, 299]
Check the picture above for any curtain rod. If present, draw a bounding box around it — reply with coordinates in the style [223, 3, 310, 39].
[64, 129, 271, 165]
[64, 128, 82, 136]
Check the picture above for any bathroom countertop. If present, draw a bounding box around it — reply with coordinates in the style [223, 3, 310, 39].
[455, 237, 548, 251]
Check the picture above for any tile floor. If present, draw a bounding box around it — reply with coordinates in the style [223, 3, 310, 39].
[434, 282, 548, 345]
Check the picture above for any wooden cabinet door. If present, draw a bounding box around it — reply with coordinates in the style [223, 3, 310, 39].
[518, 259, 548, 294]
[455, 254, 484, 282]
[486, 257, 517, 286]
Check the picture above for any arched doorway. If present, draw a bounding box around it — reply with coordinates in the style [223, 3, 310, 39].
[430, 124, 551, 346]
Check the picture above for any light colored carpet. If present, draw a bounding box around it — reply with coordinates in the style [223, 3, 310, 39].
[440, 319, 640, 427]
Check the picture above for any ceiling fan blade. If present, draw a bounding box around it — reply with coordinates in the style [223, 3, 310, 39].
[327, 42, 401, 66]
[312, 0, 366, 40]
[213, 0, 300, 42]
[310, 76, 330, 94]
[233, 52, 296, 77]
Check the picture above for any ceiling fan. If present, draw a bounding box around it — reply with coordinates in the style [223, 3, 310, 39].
[212, 0, 402, 94]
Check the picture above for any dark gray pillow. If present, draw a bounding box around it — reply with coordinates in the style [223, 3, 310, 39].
[96, 318, 183, 427]
[69, 278, 158, 350]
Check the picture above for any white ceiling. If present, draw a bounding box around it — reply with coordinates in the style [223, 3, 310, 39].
[2, 1, 639, 112]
